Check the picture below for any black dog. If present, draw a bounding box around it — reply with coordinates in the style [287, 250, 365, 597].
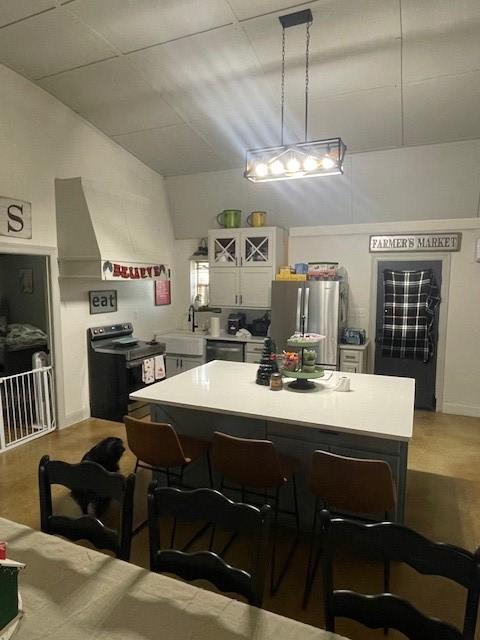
[71, 437, 125, 517]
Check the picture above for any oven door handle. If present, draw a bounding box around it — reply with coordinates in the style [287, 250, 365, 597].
[126, 357, 161, 369]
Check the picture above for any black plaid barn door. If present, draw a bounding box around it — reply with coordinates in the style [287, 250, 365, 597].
[374, 260, 442, 410]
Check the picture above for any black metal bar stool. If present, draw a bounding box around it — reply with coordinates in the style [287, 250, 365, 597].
[211, 430, 300, 595]
[123, 416, 212, 539]
[303, 449, 396, 609]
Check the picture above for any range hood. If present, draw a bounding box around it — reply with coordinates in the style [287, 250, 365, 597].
[55, 177, 169, 280]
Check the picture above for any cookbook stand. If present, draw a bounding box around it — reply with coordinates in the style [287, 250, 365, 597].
[280, 337, 324, 390]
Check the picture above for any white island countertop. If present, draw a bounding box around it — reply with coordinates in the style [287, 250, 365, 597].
[131, 361, 415, 442]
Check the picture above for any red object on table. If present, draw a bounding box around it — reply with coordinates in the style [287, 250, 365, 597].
[0, 541, 7, 559]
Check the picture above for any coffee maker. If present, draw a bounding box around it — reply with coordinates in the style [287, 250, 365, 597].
[227, 312, 246, 335]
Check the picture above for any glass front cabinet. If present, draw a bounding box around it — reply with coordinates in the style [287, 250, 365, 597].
[208, 230, 239, 267]
[208, 227, 286, 308]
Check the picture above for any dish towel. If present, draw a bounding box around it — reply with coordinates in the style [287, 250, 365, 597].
[154, 355, 166, 380]
[142, 358, 155, 384]
[381, 269, 440, 362]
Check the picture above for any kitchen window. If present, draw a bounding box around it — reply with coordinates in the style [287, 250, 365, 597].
[190, 260, 209, 307]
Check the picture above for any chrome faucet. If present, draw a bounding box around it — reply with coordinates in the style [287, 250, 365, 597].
[187, 305, 198, 332]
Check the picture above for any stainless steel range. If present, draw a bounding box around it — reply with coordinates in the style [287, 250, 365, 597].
[87, 322, 165, 422]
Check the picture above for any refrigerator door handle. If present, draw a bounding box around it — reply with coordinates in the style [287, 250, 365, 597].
[296, 288, 303, 332]
[304, 287, 310, 332]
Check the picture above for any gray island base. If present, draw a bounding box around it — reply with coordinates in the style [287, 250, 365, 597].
[131, 362, 415, 527]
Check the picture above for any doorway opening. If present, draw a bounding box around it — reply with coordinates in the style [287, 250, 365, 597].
[373, 258, 443, 411]
[0, 253, 55, 449]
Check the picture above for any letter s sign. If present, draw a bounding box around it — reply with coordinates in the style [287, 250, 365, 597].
[0, 197, 32, 239]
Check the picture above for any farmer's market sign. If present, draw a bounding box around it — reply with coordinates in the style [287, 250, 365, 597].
[0, 197, 32, 239]
[369, 233, 462, 253]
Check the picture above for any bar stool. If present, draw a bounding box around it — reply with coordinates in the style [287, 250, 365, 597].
[123, 416, 213, 536]
[124, 416, 212, 485]
[303, 449, 396, 608]
[211, 431, 300, 594]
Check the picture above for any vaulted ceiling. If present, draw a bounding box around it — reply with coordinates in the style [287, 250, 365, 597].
[1, 0, 479, 177]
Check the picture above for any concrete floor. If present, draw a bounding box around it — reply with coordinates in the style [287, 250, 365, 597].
[1, 411, 479, 639]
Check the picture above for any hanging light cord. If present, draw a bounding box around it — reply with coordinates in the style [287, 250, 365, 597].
[281, 26, 286, 146]
[304, 20, 311, 142]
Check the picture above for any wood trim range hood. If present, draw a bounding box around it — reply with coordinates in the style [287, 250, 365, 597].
[55, 177, 168, 280]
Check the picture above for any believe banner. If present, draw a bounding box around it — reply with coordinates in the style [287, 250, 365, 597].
[102, 261, 169, 281]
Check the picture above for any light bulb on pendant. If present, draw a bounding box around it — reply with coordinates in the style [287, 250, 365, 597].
[255, 163, 268, 177]
[321, 156, 335, 170]
[270, 160, 284, 175]
[286, 157, 301, 173]
[303, 156, 318, 172]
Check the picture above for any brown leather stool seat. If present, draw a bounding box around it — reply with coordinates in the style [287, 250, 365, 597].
[212, 431, 300, 594]
[123, 416, 213, 539]
[124, 416, 211, 478]
[303, 449, 396, 608]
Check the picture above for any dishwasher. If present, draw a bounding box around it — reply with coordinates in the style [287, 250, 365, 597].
[206, 340, 244, 362]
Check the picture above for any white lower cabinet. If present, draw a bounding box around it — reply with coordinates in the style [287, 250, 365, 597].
[165, 355, 204, 377]
[209, 266, 272, 308]
[245, 341, 264, 364]
[339, 342, 369, 374]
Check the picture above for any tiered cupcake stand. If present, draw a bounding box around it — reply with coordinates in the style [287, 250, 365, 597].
[280, 336, 325, 390]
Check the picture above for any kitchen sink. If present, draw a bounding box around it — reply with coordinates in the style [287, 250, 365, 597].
[160, 332, 205, 356]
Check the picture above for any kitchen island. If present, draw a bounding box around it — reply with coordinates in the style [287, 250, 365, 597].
[131, 361, 415, 524]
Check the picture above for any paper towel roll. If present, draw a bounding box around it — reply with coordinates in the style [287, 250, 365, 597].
[334, 376, 351, 392]
[209, 317, 220, 337]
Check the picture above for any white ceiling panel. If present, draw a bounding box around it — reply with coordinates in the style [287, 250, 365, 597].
[229, 0, 318, 22]
[37, 57, 181, 134]
[258, 43, 400, 107]
[38, 57, 160, 111]
[402, 0, 480, 82]
[127, 25, 262, 96]
[83, 95, 182, 136]
[66, 0, 234, 53]
[243, 0, 400, 108]
[243, 0, 399, 75]
[0, 9, 116, 79]
[160, 73, 279, 125]
[404, 71, 480, 146]
[0, 1, 55, 28]
[189, 116, 277, 168]
[288, 85, 402, 153]
[113, 123, 227, 176]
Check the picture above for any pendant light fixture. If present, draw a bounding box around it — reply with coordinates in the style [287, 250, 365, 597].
[244, 9, 346, 183]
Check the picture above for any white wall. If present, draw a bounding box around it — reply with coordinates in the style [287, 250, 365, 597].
[289, 218, 480, 418]
[165, 139, 480, 239]
[0, 64, 181, 426]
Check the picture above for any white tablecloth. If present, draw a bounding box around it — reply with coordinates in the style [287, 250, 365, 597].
[0, 518, 348, 640]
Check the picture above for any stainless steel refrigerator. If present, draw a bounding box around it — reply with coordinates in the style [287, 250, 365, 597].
[270, 280, 348, 367]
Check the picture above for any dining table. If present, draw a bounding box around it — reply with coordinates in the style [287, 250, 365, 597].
[0, 517, 349, 640]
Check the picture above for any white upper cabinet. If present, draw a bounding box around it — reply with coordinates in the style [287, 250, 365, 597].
[208, 227, 286, 308]
[208, 229, 240, 267]
[241, 228, 274, 267]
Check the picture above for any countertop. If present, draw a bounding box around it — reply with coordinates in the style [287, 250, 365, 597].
[131, 361, 415, 442]
[205, 332, 265, 344]
[339, 340, 370, 350]
[158, 330, 265, 344]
